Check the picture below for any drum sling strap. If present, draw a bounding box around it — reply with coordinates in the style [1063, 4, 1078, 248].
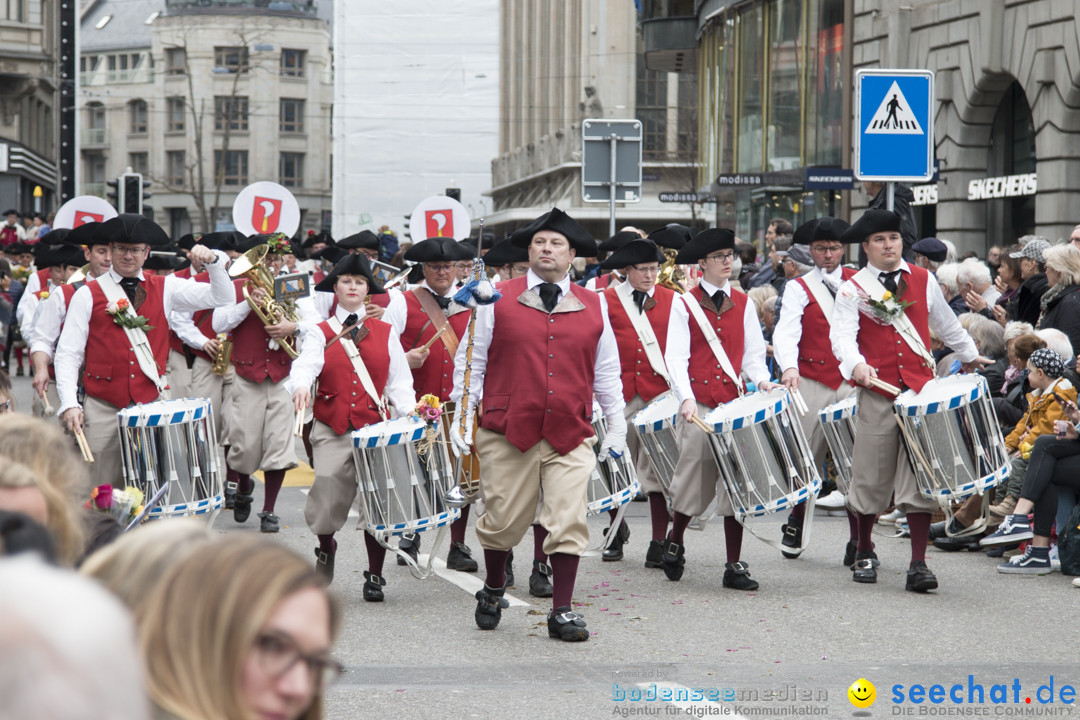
[682, 293, 744, 397]
[327, 317, 388, 421]
[800, 272, 837, 323]
[97, 273, 170, 400]
[852, 268, 936, 369]
[411, 287, 460, 356]
[614, 282, 671, 387]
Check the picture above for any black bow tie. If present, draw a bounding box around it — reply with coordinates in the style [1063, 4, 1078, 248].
[343, 313, 360, 341]
[432, 293, 452, 311]
[119, 276, 140, 303]
[878, 270, 900, 293]
[632, 289, 648, 313]
[711, 289, 727, 308]
[537, 282, 560, 312]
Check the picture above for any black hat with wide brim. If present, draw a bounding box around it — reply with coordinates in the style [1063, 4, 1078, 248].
[302, 230, 334, 249]
[599, 230, 642, 253]
[600, 239, 666, 270]
[310, 246, 347, 265]
[36, 228, 71, 247]
[404, 237, 475, 264]
[793, 217, 850, 245]
[92, 214, 170, 247]
[674, 228, 736, 264]
[482, 239, 529, 267]
[839, 209, 902, 244]
[143, 253, 182, 272]
[509, 207, 596, 255]
[337, 230, 380, 251]
[648, 224, 696, 250]
[64, 222, 107, 248]
[314, 253, 385, 294]
[51, 243, 87, 269]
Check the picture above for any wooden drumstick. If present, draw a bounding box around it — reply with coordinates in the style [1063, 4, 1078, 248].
[790, 387, 809, 416]
[690, 415, 713, 433]
[417, 326, 448, 353]
[869, 378, 902, 397]
[293, 400, 306, 437]
[893, 414, 935, 479]
[74, 426, 95, 463]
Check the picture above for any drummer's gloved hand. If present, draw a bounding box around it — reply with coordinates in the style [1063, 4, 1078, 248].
[449, 410, 475, 458]
[597, 412, 627, 462]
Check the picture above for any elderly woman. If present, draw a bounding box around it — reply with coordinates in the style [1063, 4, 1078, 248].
[1036, 244, 1080, 358]
[989, 245, 1024, 326]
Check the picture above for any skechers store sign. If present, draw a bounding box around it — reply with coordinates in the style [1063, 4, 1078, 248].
[967, 172, 1037, 200]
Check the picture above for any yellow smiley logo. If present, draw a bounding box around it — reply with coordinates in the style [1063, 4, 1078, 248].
[848, 678, 876, 708]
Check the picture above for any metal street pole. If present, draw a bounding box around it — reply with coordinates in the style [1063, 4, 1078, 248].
[608, 134, 617, 238]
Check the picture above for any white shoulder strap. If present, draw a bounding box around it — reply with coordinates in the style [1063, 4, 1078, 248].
[852, 267, 935, 367]
[800, 273, 836, 323]
[682, 291, 743, 395]
[328, 317, 388, 421]
[97, 274, 170, 398]
[613, 283, 671, 387]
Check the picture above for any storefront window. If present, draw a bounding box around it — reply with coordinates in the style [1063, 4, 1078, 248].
[986, 81, 1036, 243]
[767, 0, 803, 170]
[805, 0, 844, 166]
[736, 5, 764, 172]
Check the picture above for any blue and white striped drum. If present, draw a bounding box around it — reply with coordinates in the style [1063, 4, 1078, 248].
[893, 375, 1008, 500]
[351, 417, 460, 538]
[631, 393, 681, 495]
[818, 395, 858, 494]
[702, 388, 821, 521]
[117, 397, 223, 520]
[588, 404, 640, 516]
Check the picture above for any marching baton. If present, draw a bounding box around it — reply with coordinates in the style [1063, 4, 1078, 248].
[690, 415, 713, 433]
[417, 326, 448, 353]
[293, 400, 306, 437]
[74, 426, 95, 463]
[869, 378, 902, 397]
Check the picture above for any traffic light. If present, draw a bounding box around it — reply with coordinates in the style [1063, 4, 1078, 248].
[106, 177, 122, 209]
[140, 178, 152, 217]
[122, 173, 142, 214]
[445, 188, 461, 202]
[402, 213, 411, 241]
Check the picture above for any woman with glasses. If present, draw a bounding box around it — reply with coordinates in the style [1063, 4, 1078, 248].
[137, 535, 342, 720]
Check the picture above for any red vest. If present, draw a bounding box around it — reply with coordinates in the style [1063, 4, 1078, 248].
[684, 285, 747, 407]
[480, 276, 604, 455]
[313, 318, 392, 434]
[793, 267, 856, 390]
[400, 289, 471, 401]
[83, 275, 170, 409]
[593, 273, 612, 290]
[604, 285, 673, 403]
[173, 267, 192, 280]
[853, 266, 934, 398]
[368, 293, 391, 309]
[61, 282, 79, 309]
[228, 278, 292, 384]
[33, 266, 48, 291]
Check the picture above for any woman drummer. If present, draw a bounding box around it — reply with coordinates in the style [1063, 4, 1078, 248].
[285, 253, 416, 601]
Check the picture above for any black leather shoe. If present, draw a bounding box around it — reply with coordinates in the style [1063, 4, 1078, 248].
[602, 521, 630, 562]
[846, 545, 879, 569]
[780, 515, 803, 559]
[363, 571, 386, 602]
[932, 534, 982, 552]
[548, 606, 589, 642]
[660, 537, 685, 581]
[722, 561, 759, 591]
[474, 584, 508, 629]
[852, 556, 877, 583]
[504, 550, 515, 589]
[396, 534, 419, 566]
[233, 493, 253, 523]
[930, 518, 967, 541]
[529, 560, 553, 598]
[843, 541, 856, 568]
[905, 561, 938, 592]
[224, 482, 237, 510]
[258, 511, 279, 533]
[645, 540, 664, 568]
[446, 541, 479, 572]
[314, 543, 336, 585]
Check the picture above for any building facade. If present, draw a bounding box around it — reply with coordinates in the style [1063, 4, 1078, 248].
[489, 0, 703, 240]
[79, 0, 332, 237]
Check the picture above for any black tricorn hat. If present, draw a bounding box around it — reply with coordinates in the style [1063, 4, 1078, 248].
[509, 207, 596, 255]
[93, 214, 169, 247]
[482, 239, 529, 267]
[674, 228, 736, 264]
[793, 217, 850, 245]
[600, 239, 665, 270]
[337, 230, 380, 251]
[314, 253, 385, 295]
[64, 222, 106, 248]
[302, 230, 334, 249]
[197, 231, 244, 252]
[176, 233, 197, 251]
[839, 209, 902, 244]
[404, 237, 474, 264]
[143, 253, 181, 272]
[648, 224, 696, 250]
[599, 230, 641, 253]
[36, 228, 71, 247]
[310, 246, 347, 265]
[51, 243, 87, 269]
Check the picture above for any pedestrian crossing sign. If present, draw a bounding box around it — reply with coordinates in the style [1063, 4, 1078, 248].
[854, 69, 935, 182]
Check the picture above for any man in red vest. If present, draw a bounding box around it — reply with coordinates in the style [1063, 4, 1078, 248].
[54, 214, 233, 488]
[451, 208, 625, 642]
[831, 209, 987, 592]
[287, 253, 415, 599]
[662, 228, 777, 591]
[384, 236, 478, 571]
[597, 238, 675, 564]
[774, 217, 859, 561]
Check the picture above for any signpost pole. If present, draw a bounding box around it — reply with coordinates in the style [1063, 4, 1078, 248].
[886, 182, 895, 212]
[608, 134, 618, 238]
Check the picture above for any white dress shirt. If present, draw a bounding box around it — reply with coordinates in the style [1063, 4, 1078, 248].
[29, 272, 110, 358]
[55, 253, 234, 414]
[773, 266, 846, 374]
[22, 268, 42, 297]
[451, 269, 625, 420]
[284, 304, 415, 419]
[830, 260, 979, 380]
[664, 278, 771, 405]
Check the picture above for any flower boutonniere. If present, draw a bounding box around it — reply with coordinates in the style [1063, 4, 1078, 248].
[107, 297, 155, 331]
[843, 287, 916, 326]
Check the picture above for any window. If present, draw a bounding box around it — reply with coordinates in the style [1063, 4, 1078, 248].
[86, 102, 106, 129]
[129, 100, 148, 134]
[279, 152, 304, 188]
[279, 98, 305, 133]
[166, 150, 186, 186]
[166, 96, 185, 132]
[214, 96, 249, 132]
[214, 150, 248, 186]
[0, 0, 23, 22]
[636, 58, 668, 160]
[280, 49, 306, 77]
[165, 47, 186, 76]
[129, 152, 148, 176]
[214, 46, 248, 74]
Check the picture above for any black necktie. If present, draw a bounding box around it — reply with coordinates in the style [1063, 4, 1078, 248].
[711, 289, 727, 308]
[344, 313, 359, 341]
[432, 294, 452, 311]
[537, 283, 560, 312]
[822, 279, 839, 298]
[119, 276, 140, 304]
[879, 270, 900, 293]
[632, 289, 648, 313]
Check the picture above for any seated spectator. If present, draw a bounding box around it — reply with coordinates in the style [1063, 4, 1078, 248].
[957, 256, 1001, 312]
[137, 536, 342, 720]
[736, 242, 759, 288]
[1035, 328, 1078, 388]
[968, 316, 1008, 395]
[1008, 238, 1050, 325]
[990, 244, 1023, 326]
[911, 236, 947, 273]
[935, 262, 968, 316]
[1035, 244, 1080, 356]
[995, 330, 1044, 428]
[992, 348, 1076, 521]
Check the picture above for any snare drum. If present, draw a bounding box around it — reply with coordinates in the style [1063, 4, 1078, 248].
[117, 398, 224, 519]
[893, 375, 1008, 500]
[631, 393, 681, 495]
[588, 404, 639, 515]
[702, 388, 821, 520]
[818, 396, 857, 494]
[351, 417, 460, 538]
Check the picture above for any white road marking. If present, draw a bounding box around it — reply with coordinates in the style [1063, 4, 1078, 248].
[419, 553, 530, 607]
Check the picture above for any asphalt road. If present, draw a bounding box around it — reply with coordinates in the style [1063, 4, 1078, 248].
[9, 373, 1080, 720]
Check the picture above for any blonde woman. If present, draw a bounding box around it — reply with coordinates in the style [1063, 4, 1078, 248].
[0, 414, 87, 565]
[1036, 244, 1080, 355]
[137, 536, 342, 720]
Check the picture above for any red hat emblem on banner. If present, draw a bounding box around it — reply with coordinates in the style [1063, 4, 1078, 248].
[425, 209, 453, 238]
[74, 212, 104, 227]
[252, 197, 283, 234]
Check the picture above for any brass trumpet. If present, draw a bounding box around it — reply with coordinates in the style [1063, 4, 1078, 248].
[211, 332, 233, 375]
[657, 248, 686, 294]
[228, 244, 300, 358]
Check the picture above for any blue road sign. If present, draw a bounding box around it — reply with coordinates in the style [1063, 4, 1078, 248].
[854, 69, 935, 182]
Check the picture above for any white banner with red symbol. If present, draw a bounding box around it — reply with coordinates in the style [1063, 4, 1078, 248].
[408, 195, 471, 242]
[53, 195, 118, 230]
[232, 182, 301, 237]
